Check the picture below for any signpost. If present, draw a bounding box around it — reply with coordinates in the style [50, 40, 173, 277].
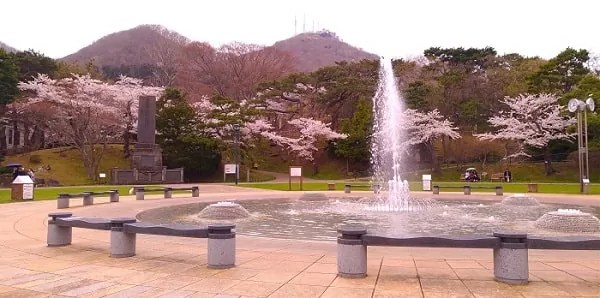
[224, 163, 238, 182]
[289, 166, 303, 190]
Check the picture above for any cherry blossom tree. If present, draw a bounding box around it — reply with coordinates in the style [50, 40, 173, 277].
[475, 93, 576, 175]
[18, 73, 163, 180]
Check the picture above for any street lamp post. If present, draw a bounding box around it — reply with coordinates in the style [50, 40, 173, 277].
[233, 124, 240, 185]
[567, 97, 595, 193]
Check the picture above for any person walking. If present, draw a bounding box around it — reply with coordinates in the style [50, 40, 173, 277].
[503, 169, 512, 182]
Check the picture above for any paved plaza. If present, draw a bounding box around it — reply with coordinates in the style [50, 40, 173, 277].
[0, 186, 599, 297]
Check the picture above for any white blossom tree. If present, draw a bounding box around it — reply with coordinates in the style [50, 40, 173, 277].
[18, 73, 163, 179]
[475, 93, 576, 175]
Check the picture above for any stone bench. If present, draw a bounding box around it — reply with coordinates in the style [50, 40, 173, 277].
[57, 190, 119, 209]
[433, 185, 503, 195]
[135, 186, 199, 200]
[344, 184, 381, 194]
[47, 212, 235, 268]
[336, 224, 600, 285]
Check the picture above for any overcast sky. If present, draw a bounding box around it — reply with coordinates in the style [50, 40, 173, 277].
[1, 0, 598, 59]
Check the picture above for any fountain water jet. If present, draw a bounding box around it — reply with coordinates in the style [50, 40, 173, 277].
[369, 58, 434, 212]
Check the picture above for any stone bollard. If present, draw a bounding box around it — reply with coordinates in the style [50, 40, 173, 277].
[207, 224, 236, 269]
[344, 184, 351, 194]
[164, 187, 173, 199]
[57, 193, 70, 209]
[433, 186, 440, 195]
[337, 224, 368, 278]
[110, 218, 137, 258]
[463, 185, 471, 195]
[327, 183, 335, 191]
[109, 190, 119, 202]
[495, 186, 503, 196]
[83, 192, 94, 206]
[192, 186, 200, 197]
[135, 187, 144, 200]
[493, 232, 528, 284]
[47, 212, 73, 246]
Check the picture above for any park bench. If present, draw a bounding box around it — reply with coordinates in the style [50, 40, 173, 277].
[343, 184, 381, 194]
[57, 190, 119, 209]
[433, 185, 503, 195]
[336, 224, 600, 284]
[47, 212, 235, 268]
[490, 173, 506, 182]
[134, 186, 199, 200]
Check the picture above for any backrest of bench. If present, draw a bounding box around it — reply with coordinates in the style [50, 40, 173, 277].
[55, 217, 112, 230]
[362, 235, 500, 248]
[123, 222, 208, 238]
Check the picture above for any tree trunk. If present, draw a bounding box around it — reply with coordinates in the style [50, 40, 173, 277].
[0, 125, 6, 156]
[544, 147, 555, 175]
[123, 129, 131, 158]
[427, 141, 441, 175]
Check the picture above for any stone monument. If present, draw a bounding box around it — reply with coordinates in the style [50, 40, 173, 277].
[111, 95, 184, 184]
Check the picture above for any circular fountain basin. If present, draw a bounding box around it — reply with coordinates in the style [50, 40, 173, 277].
[500, 194, 540, 206]
[535, 209, 600, 233]
[137, 196, 600, 241]
[198, 201, 250, 219]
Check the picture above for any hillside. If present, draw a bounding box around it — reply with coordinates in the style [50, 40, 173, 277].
[0, 41, 16, 53]
[61, 24, 189, 67]
[272, 31, 379, 72]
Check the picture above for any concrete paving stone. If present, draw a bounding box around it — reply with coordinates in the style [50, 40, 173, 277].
[545, 263, 595, 271]
[221, 280, 281, 297]
[0, 288, 49, 297]
[551, 281, 600, 296]
[103, 285, 154, 298]
[316, 255, 337, 264]
[142, 274, 202, 289]
[247, 270, 298, 283]
[79, 284, 136, 298]
[11, 274, 71, 289]
[381, 258, 416, 267]
[288, 272, 337, 286]
[186, 292, 217, 298]
[463, 280, 524, 298]
[59, 280, 115, 296]
[177, 266, 221, 278]
[379, 265, 418, 279]
[417, 267, 459, 279]
[447, 260, 485, 269]
[559, 271, 600, 283]
[182, 278, 242, 293]
[44, 278, 106, 294]
[423, 291, 474, 298]
[27, 276, 83, 291]
[420, 279, 472, 295]
[453, 269, 494, 281]
[329, 274, 378, 289]
[0, 286, 15, 294]
[375, 277, 422, 295]
[416, 260, 451, 269]
[304, 262, 337, 274]
[109, 270, 169, 285]
[0, 272, 57, 286]
[531, 270, 584, 282]
[155, 289, 197, 298]
[268, 284, 326, 297]
[276, 260, 313, 272]
[512, 281, 571, 297]
[212, 268, 261, 280]
[320, 286, 374, 298]
[237, 259, 282, 270]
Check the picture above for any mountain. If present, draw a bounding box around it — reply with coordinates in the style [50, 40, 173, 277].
[61, 24, 189, 67]
[272, 30, 378, 72]
[0, 41, 17, 53]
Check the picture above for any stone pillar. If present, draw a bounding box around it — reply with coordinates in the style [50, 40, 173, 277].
[110, 218, 137, 258]
[493, 232, 528, 284]
[337, 224, 367, 278]
[344, 184, 351, 194]
[495, 186, 503, 196]
[463, 186, 471, 195]
[83, 192, 94, 206]
[191, 186, 200, 197]
[47, 212, 73, 246]
[109, 190, 119, 202]
[207, 224, 236, 269]
[433, 186, 440, 195]
[57, 193, 70, 209]
[164, 187, 172, 199]
[135, 187, 144, 200]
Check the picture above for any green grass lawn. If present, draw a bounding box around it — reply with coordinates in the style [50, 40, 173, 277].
[0, 185, 135, 204]
[238, 181, 600, 194]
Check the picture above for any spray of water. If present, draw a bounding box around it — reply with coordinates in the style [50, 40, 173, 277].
[369, 58, 432, 212]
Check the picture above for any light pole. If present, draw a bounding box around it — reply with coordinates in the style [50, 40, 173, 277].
[233, 124, 240, 185]
[567, 97, 595, 193]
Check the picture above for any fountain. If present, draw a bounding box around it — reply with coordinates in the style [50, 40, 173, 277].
[500, 194, 540, 206]
[369, 58, 434, 212]
[535, 209, 600, 233]
[198, 201, 250, 219]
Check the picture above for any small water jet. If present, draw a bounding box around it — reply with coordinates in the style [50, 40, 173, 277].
[198, 201, 250, 219]
[500, 194, 540, 206]
[535, 209, 600, 233]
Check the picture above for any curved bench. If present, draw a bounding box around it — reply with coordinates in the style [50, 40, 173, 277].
[336, 224, 600, 285]
[47, 212, 235, 268]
